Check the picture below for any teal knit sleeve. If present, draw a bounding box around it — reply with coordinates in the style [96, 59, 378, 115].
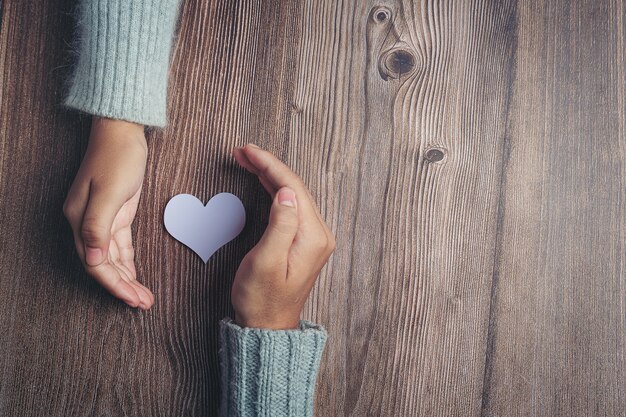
[64, 0, 182, 127]
[218, 318, 328, 417]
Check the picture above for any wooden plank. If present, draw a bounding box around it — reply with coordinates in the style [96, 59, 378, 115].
[480, 0, 626, 416]
[294, 1, 517, 415]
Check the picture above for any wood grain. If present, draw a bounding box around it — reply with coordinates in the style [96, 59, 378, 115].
[0, 0, 624, 416]
[480, 1, 626, 416]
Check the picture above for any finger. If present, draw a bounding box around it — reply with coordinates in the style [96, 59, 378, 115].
[63, 181, 91, 261]
[256, 187, 299, 255]
[234, 145, 335, 252]
[241, 144, 334, 240]
[240, 144, 320, 212]
[258, 176, 277, 197]
[110, 231, 154, 308]
[238, 145, 320, 229]
[240, 145, 337, 258]
[117, 266, 154, 310]
[233, 148, 278, 195]
[87, 262, 142, 307]
[70, 228, 86, 262]
[80, 182, 127, 267]
[63, 136, 150, 309]
[232, 147, 258, 177]
[129, 281, 154, 309]
[113, 227, 137, 278]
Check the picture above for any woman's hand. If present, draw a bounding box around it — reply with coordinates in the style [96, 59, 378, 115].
[231, 144, 336, 329]
[63, 117, 154, 310]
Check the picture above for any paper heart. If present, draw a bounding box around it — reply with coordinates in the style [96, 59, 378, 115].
[163, 193, 246, 263]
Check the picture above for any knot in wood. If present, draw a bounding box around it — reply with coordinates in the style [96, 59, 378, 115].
[291, 102, 302, 114]
[425, 148, 446, 163]
[371, 6, 391, 23]
[379, 49, 417, 80]
[386, 50, 415, 75]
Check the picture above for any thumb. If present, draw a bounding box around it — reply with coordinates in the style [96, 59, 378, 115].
[80, 187, 125, 266]
[257, 187, 299, 254]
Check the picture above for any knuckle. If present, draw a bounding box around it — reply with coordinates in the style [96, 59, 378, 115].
[85, 264, 120, 285]
[119, 246, 135, 261]
[327, 234, 337, 253]
[80, 219, 108, 243]
[259, 161, 272, 177]
[62, 200, 76, 220]
[245, 250, 271, 272]
[248, 254, 283, 279]
[271, 217, 297, 236]
[310, 232, 329, 252]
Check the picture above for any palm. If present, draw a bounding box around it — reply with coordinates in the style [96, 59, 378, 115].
[87, 185, 153, 307]
[107, 186, 142, 279]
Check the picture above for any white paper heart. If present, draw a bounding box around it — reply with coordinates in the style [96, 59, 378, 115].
[163, 193, 246, 263]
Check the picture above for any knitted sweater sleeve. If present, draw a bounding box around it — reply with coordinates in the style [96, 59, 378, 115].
[64, 0, 182, 128]
[218, 318, 328, 417]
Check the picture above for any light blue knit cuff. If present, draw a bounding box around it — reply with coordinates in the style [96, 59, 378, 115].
[64, 0, 182, 127]
[218, 317, 328, 417]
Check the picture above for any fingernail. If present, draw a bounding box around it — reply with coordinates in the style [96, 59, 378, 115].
[278, 187, 297, 208]
[85, 247, 103, 265]
[247, 143, 260, 149]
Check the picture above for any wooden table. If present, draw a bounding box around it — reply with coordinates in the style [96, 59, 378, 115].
[1, 0, 624, 415]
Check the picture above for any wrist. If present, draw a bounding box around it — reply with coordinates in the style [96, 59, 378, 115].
[234, 312, 301, 330]
[92, 116, 144, 131]
[90, 117, 147, 151]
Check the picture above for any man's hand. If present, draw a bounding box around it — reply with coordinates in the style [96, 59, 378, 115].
[231, 144, 336, 329]
[63, 117, 154, 310]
